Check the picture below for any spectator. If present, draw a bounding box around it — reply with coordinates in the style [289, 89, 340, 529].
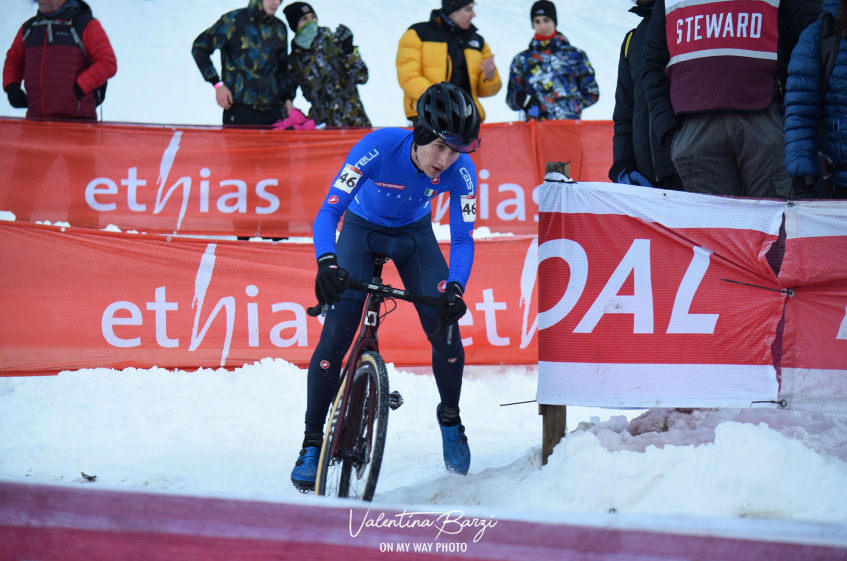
[282, 2, 370, 127]
[609, 0, 681, 190]
[192, 0, 292, 126]
[642, 0, 820, 198]
[784, 0, 847, 199]
[3, 0, 117, 121]
[506, 1, 599, 121]
[397, 1, 501, 123]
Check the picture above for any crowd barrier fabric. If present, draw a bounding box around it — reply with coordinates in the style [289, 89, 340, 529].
[0, 223, 537, 376]
[0, 118, 613, 238]
[537, 181, 787, 409]
[778, 201, 847, 413]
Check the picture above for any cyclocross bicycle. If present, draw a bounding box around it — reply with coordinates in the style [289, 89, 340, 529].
[305, 253, 451, 501]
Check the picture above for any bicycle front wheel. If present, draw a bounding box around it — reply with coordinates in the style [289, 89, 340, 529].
[315, 350, 389, 501]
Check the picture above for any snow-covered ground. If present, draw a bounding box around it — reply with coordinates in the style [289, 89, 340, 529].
[2, 361, 847, 530]
[0, 0, 633, 125]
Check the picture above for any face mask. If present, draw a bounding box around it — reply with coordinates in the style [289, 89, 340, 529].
[294, 20, 318, 49]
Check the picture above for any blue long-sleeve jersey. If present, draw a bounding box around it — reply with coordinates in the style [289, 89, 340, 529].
[312, 128, 477, 288]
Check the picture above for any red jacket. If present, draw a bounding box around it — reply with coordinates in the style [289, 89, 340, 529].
[3, 0, 117, 120]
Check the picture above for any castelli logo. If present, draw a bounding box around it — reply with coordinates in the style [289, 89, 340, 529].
[431, 176, 440, 185]
[448, 358, 457, 364]
[438, 280, 447, 293]
[320, 360, 330, 369]
[328, 195, 339, 204]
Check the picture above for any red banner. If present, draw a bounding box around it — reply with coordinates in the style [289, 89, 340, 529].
[0, 118, 612, 238]
[778, 202, 847, 413]
[0, 223, 538, 376]
[538, 181, 786, 408]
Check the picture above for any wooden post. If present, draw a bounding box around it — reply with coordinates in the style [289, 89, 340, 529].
[538, 161, 569, 467]
[544, 161, 570, 178]
[539, 404, 567, 466]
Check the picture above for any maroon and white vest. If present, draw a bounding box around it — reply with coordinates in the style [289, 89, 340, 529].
[665, 0, 779, 113]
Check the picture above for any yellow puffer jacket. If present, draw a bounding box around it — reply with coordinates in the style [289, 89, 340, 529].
[396, 11, 501, 121]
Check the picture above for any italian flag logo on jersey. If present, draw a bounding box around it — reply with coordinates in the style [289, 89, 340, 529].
[424, 188, 437, 197]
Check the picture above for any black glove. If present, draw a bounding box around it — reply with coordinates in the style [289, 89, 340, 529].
[436, 281, 467, 325]
[790, 174, 819, 200]
[73, 82, 84, 101]
[515, 91, 538, 110]
[315, 253, 349, 305]
[5, 83, 27, 109]
[336, 24, 354, 56]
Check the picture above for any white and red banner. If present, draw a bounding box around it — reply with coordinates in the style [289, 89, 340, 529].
[538, 181, 787, 408]
[0, 223, 538, 376]
[778, 201, 847, 413]
[0, 118, 613, 238]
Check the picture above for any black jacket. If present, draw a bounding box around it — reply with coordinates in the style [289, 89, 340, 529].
[609, 4, 679, 188]
[642, 0, 822, 148]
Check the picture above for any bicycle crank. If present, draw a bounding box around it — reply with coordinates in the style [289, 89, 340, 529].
[389, 390, 404, 410]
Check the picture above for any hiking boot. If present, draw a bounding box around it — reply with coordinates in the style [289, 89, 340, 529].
[291, 447, 320, 492]
[436, 404, 470, 475]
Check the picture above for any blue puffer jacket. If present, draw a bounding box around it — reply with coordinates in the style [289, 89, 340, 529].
[784, 0, 847, 187]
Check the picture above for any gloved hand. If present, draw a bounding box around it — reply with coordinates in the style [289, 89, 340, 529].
[336, 24, 354, 55]
[315, 253, 349, 305]
[5, 83, 27, 109]
[515, 91, 539, 111]
[436, 281, 467, 325]
[618, 170, 654, 187]
[790, 174, 819, 200]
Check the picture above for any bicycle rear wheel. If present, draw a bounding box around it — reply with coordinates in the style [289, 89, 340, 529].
[315, 350, 389, 501]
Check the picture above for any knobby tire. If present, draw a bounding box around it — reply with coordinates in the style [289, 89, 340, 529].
[315, 351, 389, 501]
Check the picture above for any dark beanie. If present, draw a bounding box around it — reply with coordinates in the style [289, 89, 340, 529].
[283, 2, 316, 31]
[442, 0, 473, 16]
[530, 0, 557, 26]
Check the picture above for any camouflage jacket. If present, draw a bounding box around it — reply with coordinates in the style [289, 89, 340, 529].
[507, 33, 599, 120]
[192, 0, 290, 110]
[288, 26, 370, 127]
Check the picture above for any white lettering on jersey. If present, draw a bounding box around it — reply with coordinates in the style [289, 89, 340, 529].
[459, 167, 474, 193]
[461, 195, 477, 222]
[333, 164, 363, 194]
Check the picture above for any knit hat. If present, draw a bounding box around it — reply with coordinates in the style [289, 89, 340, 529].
[530, 0, 557, 26]
[442, 0, 473, 16]
[283, 2, 316, 32]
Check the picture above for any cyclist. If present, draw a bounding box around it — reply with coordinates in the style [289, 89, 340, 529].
[291, 82, 480, 491]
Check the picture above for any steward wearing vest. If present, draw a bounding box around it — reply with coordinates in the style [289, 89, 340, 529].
[3, 0, 117, 121]
[396, 0, 501, 123]
[610, 0, 682, 191]
[642, 0, 820, 198]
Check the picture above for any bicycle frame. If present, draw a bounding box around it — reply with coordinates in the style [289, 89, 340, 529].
[325, 253, 389, 463]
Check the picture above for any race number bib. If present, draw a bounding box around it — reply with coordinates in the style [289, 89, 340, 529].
[460, 195, 477, 222]
[333, 164, 363, 194]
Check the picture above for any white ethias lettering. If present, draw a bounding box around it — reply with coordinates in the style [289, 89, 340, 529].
[217, 180, 248, 213]
[102, 301, 142, 347]
[838, 306, 847, 340]
[574, 239, 654, 334]
[189, 244, 234, 366]
[270, 303, 308, 347]
[146, 286, 179, 347]
[476, 288, 510, 346]
[666, 246, 719, 334]
[496, 184, 526, 221]
[86, 178, 118, 211]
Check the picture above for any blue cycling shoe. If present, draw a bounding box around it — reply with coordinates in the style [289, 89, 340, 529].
[291, 446, 320, 492]
[436, 404, 471, 475]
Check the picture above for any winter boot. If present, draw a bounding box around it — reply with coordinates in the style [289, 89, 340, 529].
[436, 404, 470, 475]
